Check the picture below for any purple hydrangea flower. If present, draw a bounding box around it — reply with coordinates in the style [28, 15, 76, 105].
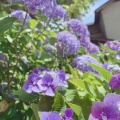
[104, 93, 120, 107]
[85, 42, 100, 54]
[89, 101, 119, 120]
[40, 112, 60, 120]
[79, 36, 90, 47]
[40, 108, 74, 120]
[56, 31, 80, 56]
[72, 55, 102, 73]
[51, 5, 67, 20]
[67, 19, 89, 36]
[67, 19, 90, 47]
[109, 73, 120, 90]
[38, 73, 59, 96]
[61, 108, 74, 120]
[23, 68, 68, 96]
[104, 41, 120, 51]
[22, 73, 41, 93]
[103, 63, 120, 74]
[10, 10, 31, 26]
[89, 93, 120, 120]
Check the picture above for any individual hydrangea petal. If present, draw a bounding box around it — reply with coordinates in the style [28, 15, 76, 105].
[40, 112, 49, 120]
[22, 81, 32, 93]
[109, 74, 120, 90]
[88, 114, 99, 120]
[42, 73, 53, 84]
[44, 86, 55, 97]
[91, 101, 119, 119]
[48, 112, 60, 120]
[104, 93, 120, 110]
[40, 112, 60, 120]
[32, 86, 40, 92]
[64, 108, 73, 118]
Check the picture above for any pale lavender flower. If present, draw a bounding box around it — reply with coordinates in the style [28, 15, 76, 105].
[56, 31, 80, 56]
[40, 112, 60, 120]
[10, 10, 31, 26]
[104, 93, 120, 107]
[22, 73, 41, 93]
[72, 55, 101, 73]
[109, 73, 120, 90]
[38, 73, 59, 96]
[85, 42, 100, 54]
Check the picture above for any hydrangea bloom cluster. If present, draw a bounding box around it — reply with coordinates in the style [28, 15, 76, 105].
[104, 41, 120, 51]
[89, 93, 120, 120]
[109, 73, 120, 90]
[55, 31, 80, 56]
[67, 19, 90, 47]
[85, 42, 100, 54]
[72, 55, 102, 73]
[10, 10, 31, 26]
[103, 63, 120, 74]
[40, 108, 74, 120]
[9, 0, 67, 20]
[22, 68, 68, 96]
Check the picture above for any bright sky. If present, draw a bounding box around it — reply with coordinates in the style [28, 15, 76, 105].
[81, 0, 109, 25]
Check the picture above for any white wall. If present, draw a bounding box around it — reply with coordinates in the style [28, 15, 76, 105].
[100, 1, 120, 40]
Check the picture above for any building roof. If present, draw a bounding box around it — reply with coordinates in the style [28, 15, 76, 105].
[81, 0, 119, 25]
[95, 0, 120, 13]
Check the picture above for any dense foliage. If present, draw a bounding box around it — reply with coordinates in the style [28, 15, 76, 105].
[1, 0, 120, 120]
